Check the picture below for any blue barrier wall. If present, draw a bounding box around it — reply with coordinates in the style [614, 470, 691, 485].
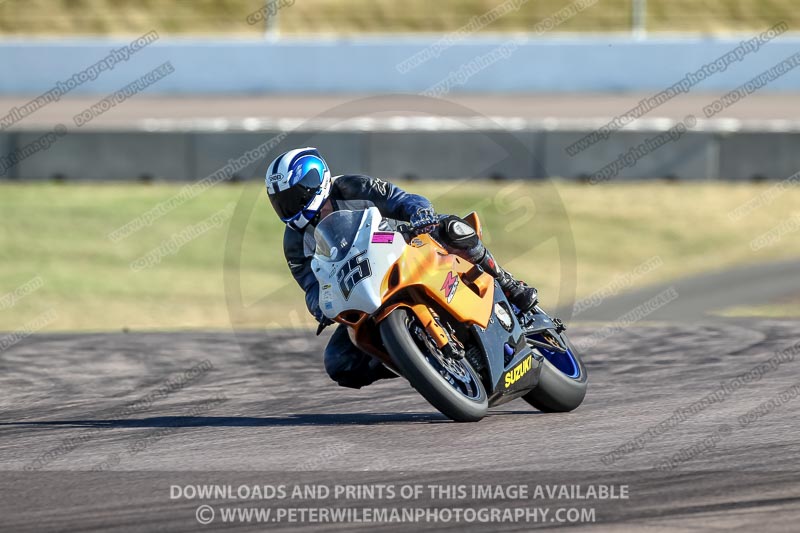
[2, 35, 800, 95]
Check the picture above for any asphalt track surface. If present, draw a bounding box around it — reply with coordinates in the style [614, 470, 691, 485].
[1, 260, 799, 531]
[4, 93, 800, 129]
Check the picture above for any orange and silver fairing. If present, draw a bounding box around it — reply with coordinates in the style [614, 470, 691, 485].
[378, 232, 495, 329]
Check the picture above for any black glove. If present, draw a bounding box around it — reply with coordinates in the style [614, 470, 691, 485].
[409, 207, 439, 234]
[314, 310, 334, 335]
[313, 307, 331, 322]
[312, 304, 333, 324]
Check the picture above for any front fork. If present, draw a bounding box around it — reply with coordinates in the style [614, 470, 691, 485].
[376, 302, 464, 360]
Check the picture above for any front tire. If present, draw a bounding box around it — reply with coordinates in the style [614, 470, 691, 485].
[380, 308, 488, 422]
[523, 334, 587, 412]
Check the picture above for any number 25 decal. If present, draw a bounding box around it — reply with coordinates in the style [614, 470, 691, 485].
[336, 251, 372, 300]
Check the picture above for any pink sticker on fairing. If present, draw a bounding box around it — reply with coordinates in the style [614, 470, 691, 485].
[371, 232, 395, 244]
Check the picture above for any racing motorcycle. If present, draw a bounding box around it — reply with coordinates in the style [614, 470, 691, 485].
[311, 207, 587, 422]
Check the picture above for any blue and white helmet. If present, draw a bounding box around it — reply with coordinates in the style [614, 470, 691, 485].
[265, 147, 332, 231]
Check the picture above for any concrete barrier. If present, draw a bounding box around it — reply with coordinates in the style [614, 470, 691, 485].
[367, 131, 542, 180]
[544, 130, 718, 180]
[718, 132, 800, 180]
[0, 133, 15, 178]
[2, 126, 798, 183]
[192, 131, 367, 182]
[13, 131, 191, 181]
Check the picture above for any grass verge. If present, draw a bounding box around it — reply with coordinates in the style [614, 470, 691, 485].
[0, 180, 798, 331]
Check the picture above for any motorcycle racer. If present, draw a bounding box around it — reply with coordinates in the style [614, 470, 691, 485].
[266, 147, 537, 389]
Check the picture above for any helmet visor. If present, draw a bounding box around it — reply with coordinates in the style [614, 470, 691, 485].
[268, 168, 323, 221]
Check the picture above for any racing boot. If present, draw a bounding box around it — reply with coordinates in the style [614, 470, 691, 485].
[476, 250, 538, 313]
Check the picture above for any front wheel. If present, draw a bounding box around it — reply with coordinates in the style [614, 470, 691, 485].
[379, 308, 488, 422]
[523, 333, 588, 412]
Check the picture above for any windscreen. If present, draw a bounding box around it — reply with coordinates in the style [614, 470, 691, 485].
[313, 210, 365, 261]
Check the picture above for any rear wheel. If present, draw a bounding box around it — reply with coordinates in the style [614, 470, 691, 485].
[523, 333, 587, 412]
[380, 308, 488, 422]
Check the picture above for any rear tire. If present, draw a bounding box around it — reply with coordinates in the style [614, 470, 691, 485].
[523, 335, 587, 413]
[380, 309, 488, 422]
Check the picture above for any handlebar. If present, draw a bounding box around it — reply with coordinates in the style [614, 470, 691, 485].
[396, 221, 439, 241]
[395, 223, 414, 240]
